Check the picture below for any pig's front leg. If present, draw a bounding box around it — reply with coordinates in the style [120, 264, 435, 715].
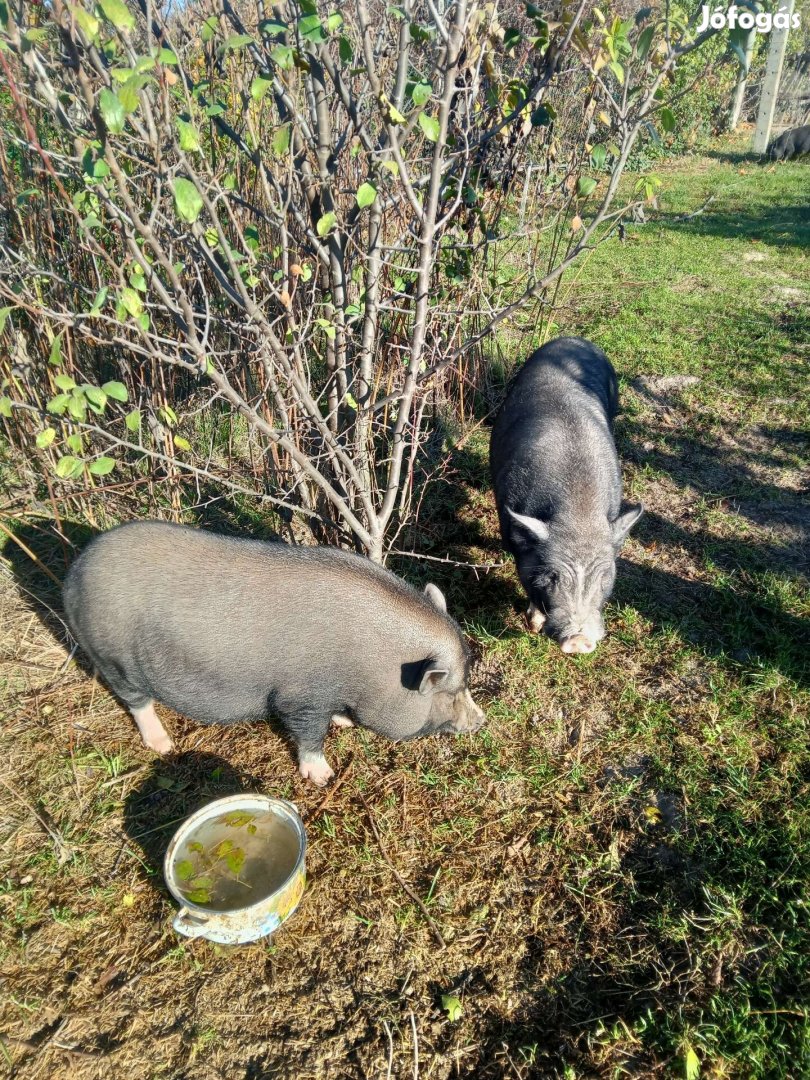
[286, 711, 335, 787]
[526, 603, 547, 634]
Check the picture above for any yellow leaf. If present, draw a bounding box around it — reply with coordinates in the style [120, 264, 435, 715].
[644, 806, 663, 823]
[598, 110, 611, 126]
[571, 214, 583, 232]
[122, 893, 136, 907]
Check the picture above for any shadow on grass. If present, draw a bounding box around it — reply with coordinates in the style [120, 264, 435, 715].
[654, 197, 810, 247]
[121, 752, 263, 879]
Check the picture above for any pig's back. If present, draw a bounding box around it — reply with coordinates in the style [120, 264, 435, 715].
[491, 337, 621, 516]
[63, 523, 462, 721]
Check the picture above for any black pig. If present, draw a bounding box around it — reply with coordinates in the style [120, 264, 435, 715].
[490, 337, 643, 653]
[63, 523, 485, 784]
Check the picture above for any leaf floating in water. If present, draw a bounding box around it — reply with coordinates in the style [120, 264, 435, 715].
[190, 876, 213, 890]
[223, 810, 255, 827]
[189, 841, 204, 853]
[225, 848, 245, 875]
[187, 887, 211, 905]
[175, 859, 194, 881]
[246, 824, 257, 835]
[213, 839, 234, 858]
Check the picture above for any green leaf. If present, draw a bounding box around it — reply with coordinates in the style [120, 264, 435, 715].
[259, 20, 287, 36]
[36, 427, 57, 448]
[338, 35, 353, 62]
[175, 859, 194, 881]
[381, 159, 399, 177]
[173, 177, 203, 223]
[388, 102, 406, 124]
[222, 33, 253, 52]
[119, 287, 142, 317]
[49, 334, 63, 366]
[88, 456, 116, 476]
[636, 25, 654, 62]
[577, 176, 598, 197]
[55, 455, 82, 479]
[225, 848, 246, 874]
[316, 211, 337, 237]
[46, 394, 71, 415]
[98, 88, 125, 132]
[125, 408, 141, 432]
[660, 107, 675, 133]
[223, 810, 254, 827]
[271, 123, 291, 156]
[503, 27, 521, 51]
[200, 15, 218, 42]
[0, 396, 12, 419]
[250, 74, 273, 101]
[270, 44, 294, 69]
[157, 48, 178, 64]
[326, 12, 342, 32]
[54, 373, 76, 391]
[97, 0, 135, 32]
[418, 112, 440, 142]
[136, 312, 149, 331]
[72, 5, 100, 40]
[186, 887, 211, 905]
[0, 306, 12, 334]
[173, 434, 191, 451]
[176, 117, 201, 152]
[411, 80, 432, 107]
[441, 994, 463, 1022]
[118, 73, 151, 113]
[684, 1046, 700, 1080]
[66, 432, 84, 454]
[68, 393, 87, 421]
[608, 59, 624, 84]
[159, 404, 177, 426]
[590, 144, 607, 170]
[84, 385, 108, 412]
[298, 14, 325, 43]
[356, 182, 376, 209]
[88, 287, 108, 316]
[102, 380, 128, 403]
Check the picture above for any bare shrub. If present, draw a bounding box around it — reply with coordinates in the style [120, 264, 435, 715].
[0, 0, 721, 557]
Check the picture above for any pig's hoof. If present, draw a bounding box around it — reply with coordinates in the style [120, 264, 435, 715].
[560, 634, 597, 655]
[146, 732, 176, 755]
[299, 753, 335, 787]
[526, 605, 546, 633]
[331, 713, 354, 729]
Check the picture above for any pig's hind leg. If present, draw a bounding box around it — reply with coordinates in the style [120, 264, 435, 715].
[131, 702, 175, 756]
[97, 662, 175, 755]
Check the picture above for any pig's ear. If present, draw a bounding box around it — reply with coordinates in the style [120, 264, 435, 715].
[507, 507, 550, 543]
[424, 583, 447, 613]
[419, 663, 450, 695]
[610, 502, 644, 545]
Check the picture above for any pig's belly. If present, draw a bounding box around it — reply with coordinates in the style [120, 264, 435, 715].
[139, 663, 272, 725]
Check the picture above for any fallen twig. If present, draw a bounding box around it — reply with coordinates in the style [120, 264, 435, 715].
[361, 795, 446, 950]
[303, 755, 354, 823]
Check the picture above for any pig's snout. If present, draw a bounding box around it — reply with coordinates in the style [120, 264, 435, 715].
[452, 689, 486, 733]
[560, 634, 597, 655]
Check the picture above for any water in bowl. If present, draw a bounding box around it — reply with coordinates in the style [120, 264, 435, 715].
[172, 808, 300, 912]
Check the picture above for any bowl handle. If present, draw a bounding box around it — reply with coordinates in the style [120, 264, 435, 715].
[173, 906, 209, 939]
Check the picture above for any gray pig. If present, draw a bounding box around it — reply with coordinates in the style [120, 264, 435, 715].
[63, 522, 485, 785]
[490, 336, 643, 654]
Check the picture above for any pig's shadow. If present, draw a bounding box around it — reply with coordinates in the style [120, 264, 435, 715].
[122, 752, 263, 879]
[3, 519, 99, 678]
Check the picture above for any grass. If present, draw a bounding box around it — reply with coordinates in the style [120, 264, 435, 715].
[0, 133, 808, 1078]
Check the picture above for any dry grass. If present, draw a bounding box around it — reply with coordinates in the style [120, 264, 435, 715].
[1, 139, 809, 1079]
